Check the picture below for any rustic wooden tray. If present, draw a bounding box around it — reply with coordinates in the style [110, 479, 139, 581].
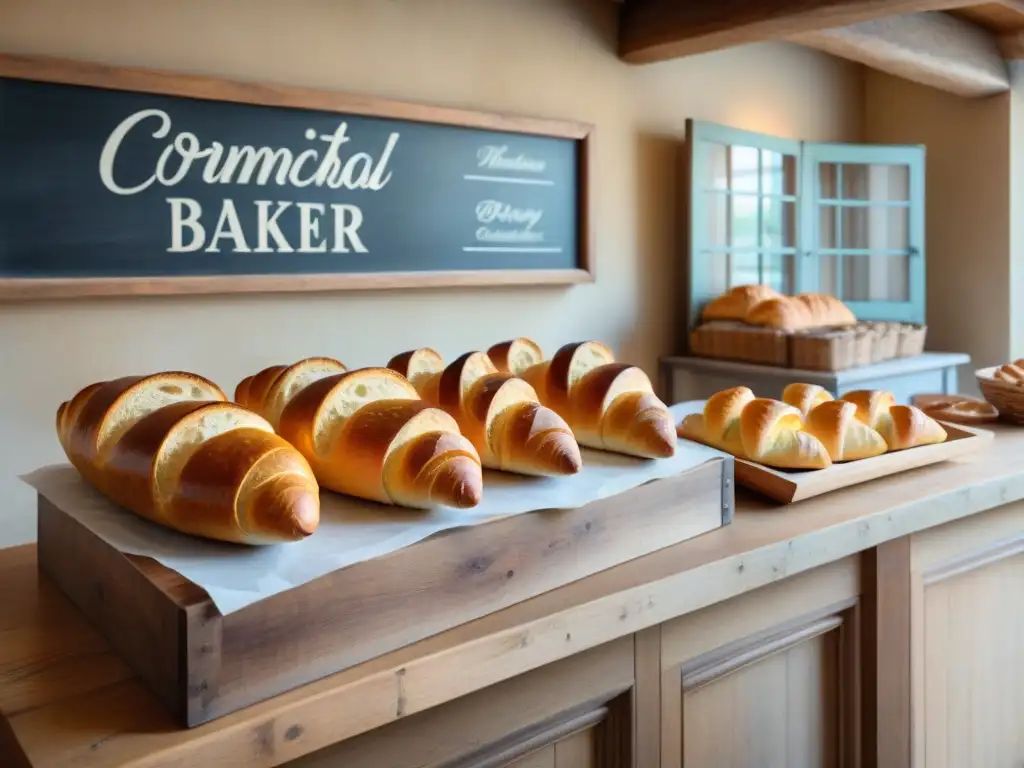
[734, 422, 992, 503]
[36, 457, 732, 728]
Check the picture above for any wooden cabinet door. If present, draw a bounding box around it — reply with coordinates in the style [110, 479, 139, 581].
[656, 558, 862, 768]
[904, 502, 1024, 768]
[287, 636, 634, 768]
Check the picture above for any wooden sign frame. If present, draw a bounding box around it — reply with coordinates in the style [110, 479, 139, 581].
[0, 54, 594, 300]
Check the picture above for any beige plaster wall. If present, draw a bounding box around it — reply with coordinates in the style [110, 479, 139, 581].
[0, 0, 864, 546]
[864, 68, 1011, 391]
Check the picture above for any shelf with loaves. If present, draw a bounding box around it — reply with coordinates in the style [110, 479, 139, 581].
[677, 383, 949, 471]
[55, 338, 678, 547]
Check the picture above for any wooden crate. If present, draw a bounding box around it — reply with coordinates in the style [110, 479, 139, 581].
[35, 457, 732, 728]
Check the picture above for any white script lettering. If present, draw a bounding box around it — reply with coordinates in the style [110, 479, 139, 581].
[475, 199, 543, 230]
[476, 145, 546, 173]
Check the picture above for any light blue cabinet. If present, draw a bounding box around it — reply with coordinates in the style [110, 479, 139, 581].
[685, 120, 927, 334]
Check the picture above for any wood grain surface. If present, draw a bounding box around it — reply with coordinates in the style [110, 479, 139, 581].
[7, 422, 1024, 766]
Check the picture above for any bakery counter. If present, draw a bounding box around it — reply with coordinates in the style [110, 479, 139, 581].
[3, 423, 1024, 767]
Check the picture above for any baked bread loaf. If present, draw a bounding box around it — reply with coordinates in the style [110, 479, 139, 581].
[840, 390, 947, 450]
[521, 342, 675, 459]
[782, 383, 834, 418]
[702, 285, 782, 322]
[387, 347, 445, 392]
[677, 386, 831, 470]
[746, 294, 857, 331]
[679, 385, 831, 468]
[57, 373, 320, 544]
[235, 357, 347, 428]
[275, 367, 483, 508]
[487, 337, 545, 375]
[993, 360, 1024, 386]
[801, 400, 888, 462]
[388, 348, 582, 476]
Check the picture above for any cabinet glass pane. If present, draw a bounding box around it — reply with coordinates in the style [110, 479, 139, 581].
[707, 252, 729, 296]
[731, 252, 760, 286]
[761, 253, 794, 294]
[841, 254, 910, 301]
[762, 198, 795, 248]
[762, 151, 797, 196]
[705, 142, 729, 190]
[731, 146, 759, 193]
[841, 164, 910, 202]
[819, 206, 837, 249]
[819, 254, 839, 295]
[706, 192, 729, 248]
[732, 194, 758, 248]
[819, 163, 838, 199]
[840, 206, 909, 251]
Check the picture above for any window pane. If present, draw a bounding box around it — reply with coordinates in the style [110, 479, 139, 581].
[819, 254, 839, 295]
[730, 146, 759, 193]
[705, 142, 728, 190]
[706, 191, 729, 249]
[841, 254, 910, 301]
[819, 163, 838, 199]
[841, 164, 910, 202]
[732, 194, 758, 249]
[819, 205, 837, 249]
[761, 151, 798, 196]
[707, 252, 729, 296]
[841, 206, 909, 251]
[761, 252, 794, 294]
[730, 252, 760, 287]
[763, 198, 795, 249]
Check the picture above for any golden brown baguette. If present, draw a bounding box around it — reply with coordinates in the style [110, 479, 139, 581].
[486, 337, 544, 375]
[276, 367, 483, 508]
[702, 285, 782, 322]
[521, 341, 675, 459]
[781, 383, 834, 418]
[678, 386, 831, 469]
[746, 293, 857, 331]
[235, 357, 347, 428]
[57, 373, 319, 544]
[389, 349, 581, 476]
[840, 389, 947, 450]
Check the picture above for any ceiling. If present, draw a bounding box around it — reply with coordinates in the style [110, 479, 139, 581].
[617, 1, 1024, 97]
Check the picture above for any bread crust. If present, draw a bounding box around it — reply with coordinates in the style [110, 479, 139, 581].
[702, 285, 781, 322]
[486, 338, 544, 375]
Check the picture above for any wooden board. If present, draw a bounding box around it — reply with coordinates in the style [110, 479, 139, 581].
[34, 457, 730, 729]
[733, 422, 993, 504]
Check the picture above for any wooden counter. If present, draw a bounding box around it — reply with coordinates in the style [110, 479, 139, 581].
[3, 423, 1024, 767]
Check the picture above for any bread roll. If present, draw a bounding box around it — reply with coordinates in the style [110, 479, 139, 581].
[746, 294, 857, 331]
[391, 349, 582, 476]
[521, 341, 615, 417]
[801, 400, 887, 461]
[702, 285, 782, 322]
[994, 360, 1024, 386]
[840, 389, 947, 450]
[57, 373, 319, 544]
[276, 367, 483, 508]
[386, 347, 444, 392]
[782, 383, 833, 418]
[487, 337, 544, 375]
[678, 386, 831, 470]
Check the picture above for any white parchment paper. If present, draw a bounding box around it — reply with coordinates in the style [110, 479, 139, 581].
[20, 403, 720, 615]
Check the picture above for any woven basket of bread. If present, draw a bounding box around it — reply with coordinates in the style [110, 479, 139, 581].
[976, 363, 1024, 424]
[690, 321, 789, 366]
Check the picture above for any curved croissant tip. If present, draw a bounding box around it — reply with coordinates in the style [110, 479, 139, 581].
[251, 479, 320, 540]
[431, 457, 483, 508]
[638, 418, 677, 459]
[538, 434, 583, 475]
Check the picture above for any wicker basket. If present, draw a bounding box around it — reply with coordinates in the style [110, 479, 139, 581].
[896, 324, 928, 357]
[976, 366, 1024, 424]
[690, 321, 789, 366]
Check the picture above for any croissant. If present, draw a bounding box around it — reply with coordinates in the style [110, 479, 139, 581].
[781, 382, 834, 418]
[840, 389, 947, 451]
[678, 386, 831, 470]
[486, 337, 545, 375]
[801, 400, 888, 461]
[702, 285, 782, 322]
[521, 342, 675, 459]
[274, 367, 483, 508]
[235, 357, 347, 428]
[388, 349, 582, 476]
[56, 372, 320, 544]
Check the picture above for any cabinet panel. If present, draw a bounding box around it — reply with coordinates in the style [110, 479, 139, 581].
[660, 557, 861, 768]
[909, 503, 1024, 768]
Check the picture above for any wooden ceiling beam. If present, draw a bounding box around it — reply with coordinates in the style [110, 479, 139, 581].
[619, 0, 994, 64]
[795, 11, 1009, 96]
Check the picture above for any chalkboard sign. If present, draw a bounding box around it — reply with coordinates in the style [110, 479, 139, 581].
[0, 55, 592, 299]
